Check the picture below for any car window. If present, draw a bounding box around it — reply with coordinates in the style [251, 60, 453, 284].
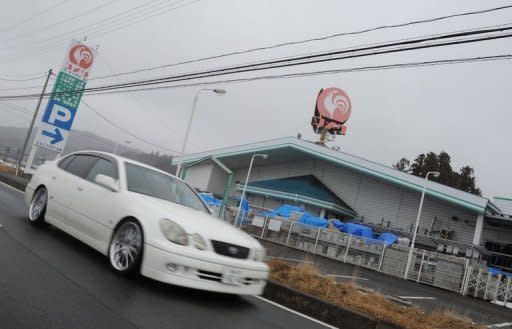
[86, 158, 117, 183]
[57, 155, 75, 169]
[64, 155, 99, 178]
[125, 162, 209, 213]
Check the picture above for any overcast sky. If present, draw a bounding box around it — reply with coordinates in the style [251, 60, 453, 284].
[0, 0, 511, 198]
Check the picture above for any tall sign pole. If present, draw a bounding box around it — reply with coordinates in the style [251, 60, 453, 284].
[15, 69, 53, 176]
[23, 40, 96, 174]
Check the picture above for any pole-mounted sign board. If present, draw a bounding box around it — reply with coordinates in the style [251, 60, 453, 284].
[33, 40, 96, 153]
[311, 87, 352, 135]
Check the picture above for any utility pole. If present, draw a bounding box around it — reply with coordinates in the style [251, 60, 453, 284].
[16, 69, 53, 176]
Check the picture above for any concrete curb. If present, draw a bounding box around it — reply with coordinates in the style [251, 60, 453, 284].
[0, 173, 28, 191]
[263, 280, 397, 329]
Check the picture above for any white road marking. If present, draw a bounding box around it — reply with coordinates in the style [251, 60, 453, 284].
[253, 295, 339, 329]
[0, 180, 24, 194]
[488, 322, 512, 328]
[325, 274, 369, 281]
[397, 296, 436, 300]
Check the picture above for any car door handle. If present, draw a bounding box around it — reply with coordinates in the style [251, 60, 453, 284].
[77, 187, 83, 192]
[51, 176, 56, 180]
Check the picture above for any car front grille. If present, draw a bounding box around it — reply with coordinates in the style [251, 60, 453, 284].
[211, 240, 250, 259]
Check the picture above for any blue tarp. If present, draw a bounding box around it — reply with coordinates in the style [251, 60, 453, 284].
[331, 220, 345, 231]
[299, 212, 328, 228]
[340, 222, 373, 239]
[378, 232, 398, 246]
[231, 195, 250, 222]
[276, 204, 305, 217]
[258, 204, 305, 219]
[488, 267, 512, 278]
[199, 193, 222, 207]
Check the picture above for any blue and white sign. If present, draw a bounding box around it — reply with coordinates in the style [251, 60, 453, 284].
[33, 99, 76, 153]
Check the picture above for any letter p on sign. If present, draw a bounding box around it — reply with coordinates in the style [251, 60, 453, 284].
[42, 100, 77, 131]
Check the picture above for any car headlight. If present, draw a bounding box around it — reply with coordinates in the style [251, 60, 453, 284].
[160, 219, 189, 245]
[253, 248, 266, 262]
[191, 233, 208, 250]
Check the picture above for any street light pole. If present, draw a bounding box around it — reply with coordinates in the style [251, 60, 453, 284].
[404, 171, 440, 279]
[235, 154, 268, 228]
[16, 68, 53, 176]
[175, 88, 226, 177]
[113, 140, 131, 155]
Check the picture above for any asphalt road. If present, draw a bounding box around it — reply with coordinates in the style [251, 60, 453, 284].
[0, 182, 330, 329]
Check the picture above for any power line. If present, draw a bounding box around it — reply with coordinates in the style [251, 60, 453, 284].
[0, 73, 47, 82]
[4, 25, 512, 100]
[1, 26, 511, 101]
[0, 0, 71, 33]
[78, 53, 512, 96]
[81, 99, 179, 153]
[88, 4, 512, 81]
[0, 103, 33, 117]
[0, 0, 199, 62]
[2, 0, 123, 43]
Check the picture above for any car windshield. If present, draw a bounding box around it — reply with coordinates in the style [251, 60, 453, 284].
[125, 162, 209, 213]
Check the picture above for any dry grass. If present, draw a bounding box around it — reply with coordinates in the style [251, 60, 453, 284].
[268, 260, 482, 329]
[0, 164, 16, 174]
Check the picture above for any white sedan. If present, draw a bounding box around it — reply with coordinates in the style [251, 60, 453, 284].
[25, 151, 268, 295]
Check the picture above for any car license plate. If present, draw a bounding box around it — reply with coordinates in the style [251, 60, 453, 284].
[222, 269, 243, 286]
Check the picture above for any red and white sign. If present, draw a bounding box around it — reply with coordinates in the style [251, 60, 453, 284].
[311, 87, 352, 135]
[63, 41, 96, 80]
[316, 87, 352, 124]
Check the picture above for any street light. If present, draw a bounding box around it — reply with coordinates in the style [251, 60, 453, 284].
[175, 88, 226, 177]
[235, 154, 268, 228]
[113, 140, 132, 155]
[404, 171, 440, 279]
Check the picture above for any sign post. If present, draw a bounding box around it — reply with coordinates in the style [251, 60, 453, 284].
[23, 41, 96, 173]
[15, 69, 53, 176]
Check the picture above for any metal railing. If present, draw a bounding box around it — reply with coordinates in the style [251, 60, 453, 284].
[232, 212, 474, 296]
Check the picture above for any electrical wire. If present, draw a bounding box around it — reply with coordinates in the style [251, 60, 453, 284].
[77, 53, 512, 97]
[0, 0, 71, 33]
[0, 103, 33, 117]
[0, 2, 504, 64]
[2, 0, 124, 43]
[0, 74, 47, 82]
[0, 0, 199, 61]
[81, 99, 179, 153]
[1, 25, 510, 100]
[82, 4, 512, 81]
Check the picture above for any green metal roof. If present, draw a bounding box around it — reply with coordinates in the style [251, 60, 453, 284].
[174, 137, 490, 215]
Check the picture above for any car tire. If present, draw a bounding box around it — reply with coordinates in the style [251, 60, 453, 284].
[109, 219, 144, 275]
[28, 187, 48, 226]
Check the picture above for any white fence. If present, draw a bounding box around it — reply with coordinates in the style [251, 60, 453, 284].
[232, 213, 472, 295]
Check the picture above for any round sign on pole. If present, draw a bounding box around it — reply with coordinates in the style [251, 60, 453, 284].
[69, 44, 94, 70]
[316, 87, 352, 124]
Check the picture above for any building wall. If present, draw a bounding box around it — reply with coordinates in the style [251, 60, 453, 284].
[482, 223, 512, 245]
[231, 159, 479, 245]
[185, 163, 212, 191]
[206, 164, 229, 197]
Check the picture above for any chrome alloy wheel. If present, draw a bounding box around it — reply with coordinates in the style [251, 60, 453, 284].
[28, 188, 47, 222]
[109, 221, 143, 272]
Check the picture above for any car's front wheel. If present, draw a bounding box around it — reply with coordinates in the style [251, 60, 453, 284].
[28, 187, 47, 225]
[109, 219, 143, 275]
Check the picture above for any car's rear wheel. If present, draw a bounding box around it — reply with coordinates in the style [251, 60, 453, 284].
[109, 219, 143, 275]
[28, 187, 47, 225]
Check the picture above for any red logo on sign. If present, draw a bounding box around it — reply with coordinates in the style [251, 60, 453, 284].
[316, 87, 351, 124]
[69, 44, 94, 70]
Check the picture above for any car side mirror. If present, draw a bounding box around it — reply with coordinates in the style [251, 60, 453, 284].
[94, 174, 120, 192]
